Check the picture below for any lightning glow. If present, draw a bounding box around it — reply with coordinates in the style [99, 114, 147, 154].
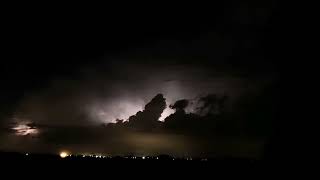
[12, 123, 39, 136]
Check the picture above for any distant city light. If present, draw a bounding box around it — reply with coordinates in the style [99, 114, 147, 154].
[25, 153, 28, 156]
[142, 156, 145, 159]
[60, 151, 68, 158]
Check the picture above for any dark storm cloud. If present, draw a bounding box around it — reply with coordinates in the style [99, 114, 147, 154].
[126, 94, 166, 130]
[11, 59, 265, 126]
[197, 94, 228, 116]
[170, 99, 189, 111]
[107, 92, 252, 137]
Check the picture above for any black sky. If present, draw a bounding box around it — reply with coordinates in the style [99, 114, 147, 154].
[0, 1, 282, 158]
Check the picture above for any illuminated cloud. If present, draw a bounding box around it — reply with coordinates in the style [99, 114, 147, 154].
[12, 123, 39, 136]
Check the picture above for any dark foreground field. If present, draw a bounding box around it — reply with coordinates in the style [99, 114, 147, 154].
[1, 151, 288, 176]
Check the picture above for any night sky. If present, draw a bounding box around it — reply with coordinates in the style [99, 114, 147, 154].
[0, 1, 282, 158]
